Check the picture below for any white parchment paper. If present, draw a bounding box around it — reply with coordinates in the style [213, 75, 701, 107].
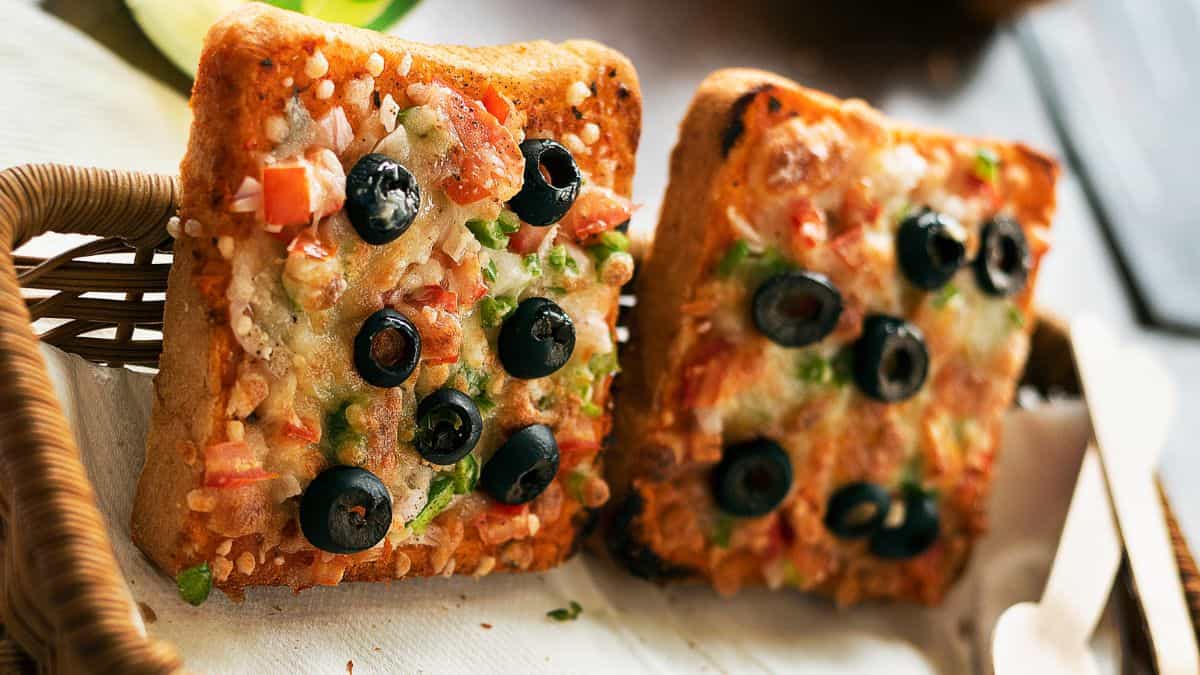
[40, 343, 1123, 674]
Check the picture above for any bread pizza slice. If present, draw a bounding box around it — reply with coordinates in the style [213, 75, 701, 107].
[607, 69, 1056, 604]
[133, 4, 640, 599]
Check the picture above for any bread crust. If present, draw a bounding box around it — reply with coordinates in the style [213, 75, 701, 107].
[134, 4, 640, 596]
[609, 69, 1057, 604]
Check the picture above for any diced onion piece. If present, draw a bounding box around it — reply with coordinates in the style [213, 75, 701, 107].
[230, 176, 262, 214]
[380, 94, 401, 134]
[317, 106, 354, 155]
[726, 206, 765, 252]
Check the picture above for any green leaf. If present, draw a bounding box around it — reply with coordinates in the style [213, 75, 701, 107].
[711, 515, 734, 548]
[580, 399, 603, 418]
[932, 283, 960, 309]
[973, 148, 1000, 183]
[452, 455, 479, 494]
[407, 475, 456, 535]
[479, 295, 517, 328]
[177, 563, 212, 606]
[474, 393, 497, 415]
[522, 253, 543, 278]
[546, 601, 583, 621]
[482, 258, 498, 284]
[717, 240, 751, 277]
[467, 218, 509, 249]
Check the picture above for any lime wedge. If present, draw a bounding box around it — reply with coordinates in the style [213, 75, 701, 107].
[126, 0, 420, 78]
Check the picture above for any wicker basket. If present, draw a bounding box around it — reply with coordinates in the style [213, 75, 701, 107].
[0, 163, 1195, 673]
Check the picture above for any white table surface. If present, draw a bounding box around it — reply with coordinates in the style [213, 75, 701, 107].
[3, 0, 1197, 555]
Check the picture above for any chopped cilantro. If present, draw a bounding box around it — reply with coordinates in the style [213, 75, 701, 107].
[717, 240, 751, 277]
[482, 258, 498, 284]
[467, 218, 509, 249]
[496, 210, 521, 235]
[586, 230, 631, 266]
[479, 295, 517, 328]
[474, 393, 497, 415]
[537, 394, 557, 411]
[547, 601, 583, 622]
[1007, 305, 1025, 329]
[973, 148, 1000, 183]
[452, 455, 479, 494]
[932, 283, 960, 309]
[177, 563, 212, 606]
[783, 560, 805, 587]
[408, 475, 455, 535]
[830, 349, 854, 386]
[547, 286, 568, 296]
[711, 515, 734, 548]
[797, 353, 832, 384]
[522, 253, 542, 278]
[565, 470, 588, 501]
[548, 244, 572, 272]
[588, 351, 620, 376]
[715, 240, 792, 281]
[756, 247, 791, 278]
[323, 398, 366, 462]
[580, 399, 603, 418]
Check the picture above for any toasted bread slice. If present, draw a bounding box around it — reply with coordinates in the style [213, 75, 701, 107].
[133, 4, 640, 598]
[607, 69, 1056, 604]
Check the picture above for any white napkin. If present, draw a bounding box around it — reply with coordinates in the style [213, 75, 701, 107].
[38, 342, 1124, 674]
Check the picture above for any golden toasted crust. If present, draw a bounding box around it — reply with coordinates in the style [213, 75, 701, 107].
[609, 69, 1057, 604]
[134, 4, 640, 595]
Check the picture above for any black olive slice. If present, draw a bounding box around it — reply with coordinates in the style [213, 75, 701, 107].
[897, 209, 967, 290]
[498, 297, 575, 379]
[975, 217, 1031, 297]
[354, 308, 421, 388]
[414, 388, 483, 465]
[300, 466, 392, 554]
[751, 271, 843, 347]
[852, 315, 929, 403]
[507, 139, 582, 226]
[345, 153, 421, 245]
[869, 486, 940, 559]
[824, 482, 892, 539]
[479, 424, 560, 505]
[711, 439, 793, 517]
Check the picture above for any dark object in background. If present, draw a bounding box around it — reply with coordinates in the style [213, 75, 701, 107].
[1021, 2, 1200, 333]
[967, 0, 1053, 21]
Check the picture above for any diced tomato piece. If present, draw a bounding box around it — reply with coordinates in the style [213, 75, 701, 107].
[429, 82, 523, 205]
[489, 502, 528, 517]
[282, 416, 321, 444]
[407, 285, 458, 313]
[788, 198, 827, 252]
[558, 185, 633, 242]
[558, 438, 601, 471]
[203, 441, 277, 488]
[507, 222, 552, 255]
[205, 467, 278, 489]
[678, 340, 734, 408]
[480, 85, 509, 124]
[261, 164, 313, 227]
